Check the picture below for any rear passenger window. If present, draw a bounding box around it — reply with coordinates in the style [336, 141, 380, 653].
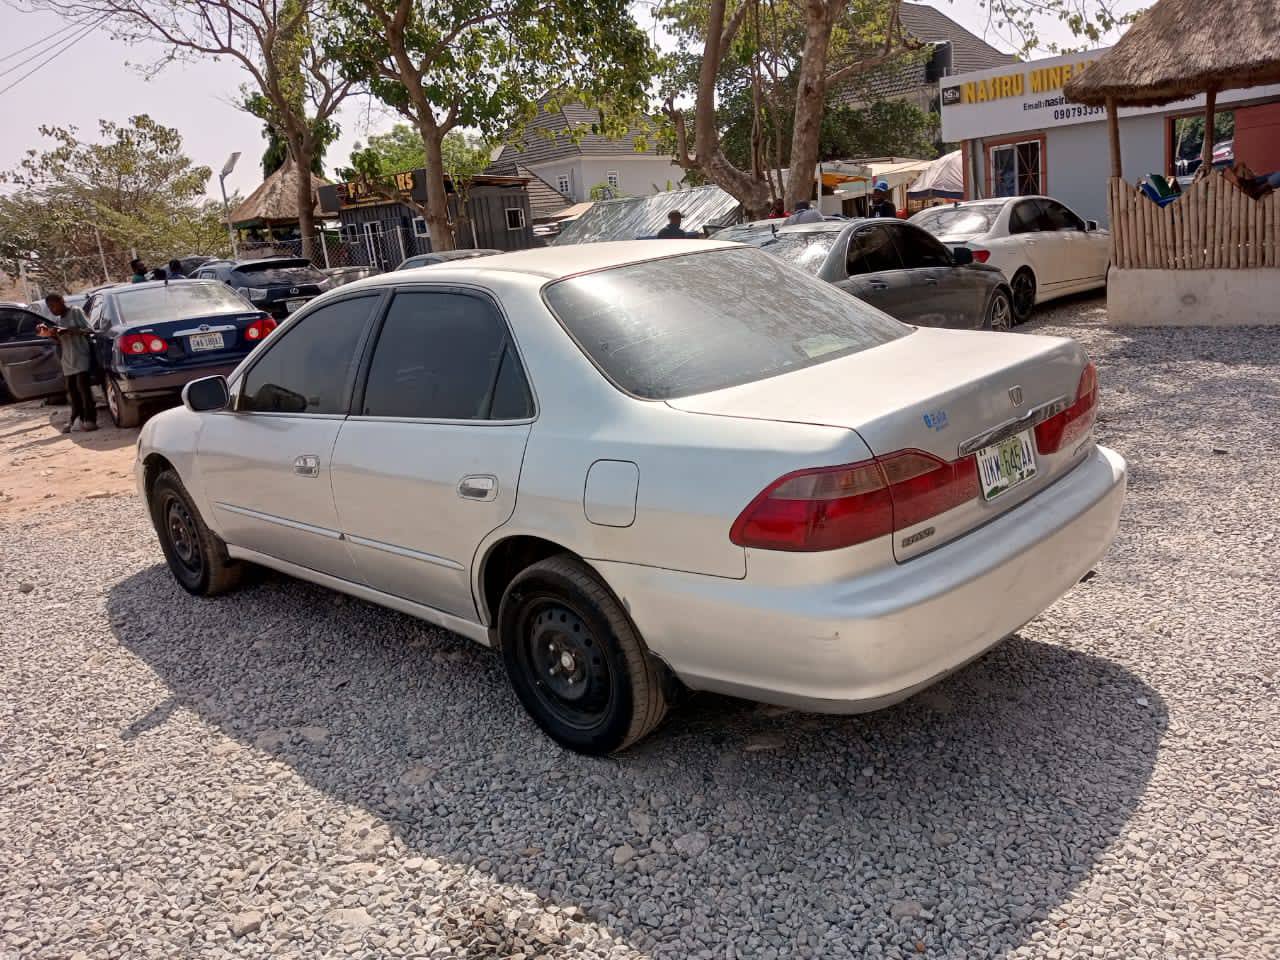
[240, 295, 376, 414]
[847, 226, 903, 274]
[361, 291, 532, 420]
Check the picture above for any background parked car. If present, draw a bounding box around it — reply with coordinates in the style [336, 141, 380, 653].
[0, 303, 64, 402]
[910, 197, 1109, 322]
[192, 257, 332, 319]
[88, 279, 275, 427]
[747, 220, 1014, 331]
[323, 265, 378, 287]
[396, 249, 502, 270]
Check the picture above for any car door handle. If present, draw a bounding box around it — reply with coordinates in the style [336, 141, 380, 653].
[458, 475, 497, 501]
[293, 455, 320, 478]
[867, 278, 889, 289]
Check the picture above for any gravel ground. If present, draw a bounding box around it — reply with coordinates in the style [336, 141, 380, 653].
[2, 292, 1278, 959]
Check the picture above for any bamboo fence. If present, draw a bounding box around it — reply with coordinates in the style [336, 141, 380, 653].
[1108, 171, 1280, 270]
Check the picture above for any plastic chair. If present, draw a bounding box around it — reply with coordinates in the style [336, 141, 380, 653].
[1139, 181, 1178, 207]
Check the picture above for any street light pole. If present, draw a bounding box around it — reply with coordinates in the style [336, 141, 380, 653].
[220, 152, 242, 259]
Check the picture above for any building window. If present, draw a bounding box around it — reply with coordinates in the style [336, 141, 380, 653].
[505, 207, 526, 231]
[340, 223, 359, 243]
[412, 216, 429, 238]
[991, 140, 1042, 197]
[557, 174, 571, 196]
[606, 170, 620, 190]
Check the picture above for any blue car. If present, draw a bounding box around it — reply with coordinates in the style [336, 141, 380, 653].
[89, 279, 276, 427]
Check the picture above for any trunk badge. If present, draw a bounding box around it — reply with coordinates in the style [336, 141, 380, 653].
[1008, 386, 1024, 407]
[290, 286, 300, 294]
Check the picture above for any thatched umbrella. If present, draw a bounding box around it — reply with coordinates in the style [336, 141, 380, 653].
[227, 157, 332, 234]
[1064, 0, 1280, 174]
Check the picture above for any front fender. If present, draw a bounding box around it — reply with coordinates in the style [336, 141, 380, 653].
[137, 407, 219, 534]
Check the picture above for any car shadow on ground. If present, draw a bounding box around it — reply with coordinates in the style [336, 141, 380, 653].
[107, 563, 1165, 957]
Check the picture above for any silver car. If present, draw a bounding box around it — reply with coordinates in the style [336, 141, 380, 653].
[136, 240, 1127, 754]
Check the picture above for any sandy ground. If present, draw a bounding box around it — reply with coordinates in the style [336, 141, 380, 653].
[0, 396, 138, 519]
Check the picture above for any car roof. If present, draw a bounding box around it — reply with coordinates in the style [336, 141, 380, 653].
[108, 278, 221, 294]
[230, 257, 311, 268]
[364, 239, 742, 283]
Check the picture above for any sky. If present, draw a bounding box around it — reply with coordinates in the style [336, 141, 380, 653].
[0, 1, 1142, 203]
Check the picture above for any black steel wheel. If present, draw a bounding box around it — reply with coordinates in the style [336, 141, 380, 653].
[499, 555, 668, 754]
[1010, 268, 1037, 323]
[987, 287, 1014, 331]
[148, 470, 242, 596]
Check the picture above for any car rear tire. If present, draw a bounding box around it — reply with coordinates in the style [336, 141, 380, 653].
[107, 377, 141, 428]
[986, 287, 1014, 332]
[149, 469, 242, 596]
[1010, 268, 1036, 323]
[498, 555, 668, 754]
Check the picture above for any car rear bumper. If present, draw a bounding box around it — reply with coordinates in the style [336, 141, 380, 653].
[593, 444, 1127, 713]
[115, 362, 241, 400]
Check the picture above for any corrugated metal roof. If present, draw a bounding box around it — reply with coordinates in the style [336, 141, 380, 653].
[496, 95, 663, 166]
[553, 185, 743, 245]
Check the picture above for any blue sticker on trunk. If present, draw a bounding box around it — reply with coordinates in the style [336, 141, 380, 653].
[923, 410, 949, 431]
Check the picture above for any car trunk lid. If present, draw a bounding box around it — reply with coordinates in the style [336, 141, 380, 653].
[668, 327, 1094, 561]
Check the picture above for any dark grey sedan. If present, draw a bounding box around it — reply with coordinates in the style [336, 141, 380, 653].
[741, 219, 1013, 330]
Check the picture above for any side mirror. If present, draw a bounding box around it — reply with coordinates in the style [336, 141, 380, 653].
[951, 246, 974, 265]
[1085, 219, 1099, 232]
[182, 375, 230, 413]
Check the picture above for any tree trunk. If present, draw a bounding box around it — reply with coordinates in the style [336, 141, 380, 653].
[284, 130, 316, 260]
[419, 127, 455, 252]
[784, 0, 837, 212]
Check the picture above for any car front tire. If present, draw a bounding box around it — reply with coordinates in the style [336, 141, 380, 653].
[498, 555, 668, 754]
[107, 377, 141, 428]
[149, 469, 243, 596]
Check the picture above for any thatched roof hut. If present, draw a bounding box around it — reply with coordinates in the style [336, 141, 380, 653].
[227, 157, 331, 229]
[1064, 0, 1280, 107]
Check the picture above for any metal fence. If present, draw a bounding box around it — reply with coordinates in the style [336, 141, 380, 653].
[237, 227, 415, 274]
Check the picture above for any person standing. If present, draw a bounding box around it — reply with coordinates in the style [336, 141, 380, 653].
[38, 293, 98, 433]
[656, 210, 698, 239]
[766, 198, 787, 219]
[129, 259, 148, 283]
[783, 200, 823, 225]
[167, 259, 187, 279]
[868, 180, 897, 218]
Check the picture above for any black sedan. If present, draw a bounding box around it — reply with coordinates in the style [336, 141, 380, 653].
[88, 280, 275, 427]
[192, 257, 332, 319]
[728, 219, 1013, 331]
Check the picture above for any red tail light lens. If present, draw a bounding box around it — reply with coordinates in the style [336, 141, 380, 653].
[244, 316, 277, 341]
[1035, 362, 1098, 455]
[730, 449, 979, 552]
[970, 248, 991, 263]
[119, 333, 168, 356]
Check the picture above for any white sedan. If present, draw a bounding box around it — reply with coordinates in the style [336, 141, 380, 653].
[911, 197, 1110, 322]
[136, 241, 1126, 754]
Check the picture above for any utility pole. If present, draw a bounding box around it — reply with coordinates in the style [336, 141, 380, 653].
[93, 224, 110, 283]
[18, 260, 31, 303]
[220, 152, 242, 259]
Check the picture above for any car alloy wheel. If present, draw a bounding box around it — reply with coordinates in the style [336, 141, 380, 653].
[1010, 269, 1036, 322]
[989, 290, 1013, 331]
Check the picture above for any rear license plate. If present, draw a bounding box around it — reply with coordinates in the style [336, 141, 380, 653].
[977, 429, 1037, 501]
[188, 332, 225, 352]
[285, 298, 307, 313]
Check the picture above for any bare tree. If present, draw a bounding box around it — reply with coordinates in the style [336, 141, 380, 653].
[27, 0, 353, 258]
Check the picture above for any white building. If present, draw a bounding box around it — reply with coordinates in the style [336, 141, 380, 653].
[495, 98, 681, 203]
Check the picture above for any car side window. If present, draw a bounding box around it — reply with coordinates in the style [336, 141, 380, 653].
[886, 224, 952, 269]
[1009, 199, 1046, 234]
[1041, 200, 1085, 231]
[846, 226, 903, 274]
[239, 295, 378, 414]
[0, 309, 39, 343]
[360, 290, 533, 420]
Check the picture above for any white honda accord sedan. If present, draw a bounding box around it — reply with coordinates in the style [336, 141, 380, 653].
[136, 240, 1126, 754]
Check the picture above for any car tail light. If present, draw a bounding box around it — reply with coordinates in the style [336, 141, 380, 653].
[119, 333, 168, 355]
[1035, 362, 1098, 455]
[244, 316, 277, 341]
[730, 449, 980, 552]
[970, 248, 991, 263]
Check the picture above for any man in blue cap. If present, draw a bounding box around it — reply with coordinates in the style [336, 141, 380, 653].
[869, 180, 897, 218]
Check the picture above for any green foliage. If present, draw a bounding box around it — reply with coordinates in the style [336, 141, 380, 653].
[243, 92, 337, 177]
[338, 124, 426, 180]
[0, 116, 229, 290]
[1172, 113, 1236, 164]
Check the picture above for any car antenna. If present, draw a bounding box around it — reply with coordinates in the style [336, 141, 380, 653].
[771, 223, 777, 236]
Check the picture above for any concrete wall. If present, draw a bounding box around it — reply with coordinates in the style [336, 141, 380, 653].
[524, 156, 680, 201]
[1108, 268, 1280, 326]
[1045, 115, 1165, 225]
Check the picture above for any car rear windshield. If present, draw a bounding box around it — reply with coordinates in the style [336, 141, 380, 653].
[912, 205, 1001, 235]
[543, 246, 909, 400]
[114, 283, 252, 325]
[757, 232, 838, 273]
[230, 260, 327, 284]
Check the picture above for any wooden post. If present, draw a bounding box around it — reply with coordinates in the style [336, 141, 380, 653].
[1201, 88, 1217, 169]
[1106, 98, 1122, 179]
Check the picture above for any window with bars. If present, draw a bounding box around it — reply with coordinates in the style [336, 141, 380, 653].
[991, 140, 1042, 197]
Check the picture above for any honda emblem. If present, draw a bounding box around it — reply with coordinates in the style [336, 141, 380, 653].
[1008, 385, 1024, 407]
